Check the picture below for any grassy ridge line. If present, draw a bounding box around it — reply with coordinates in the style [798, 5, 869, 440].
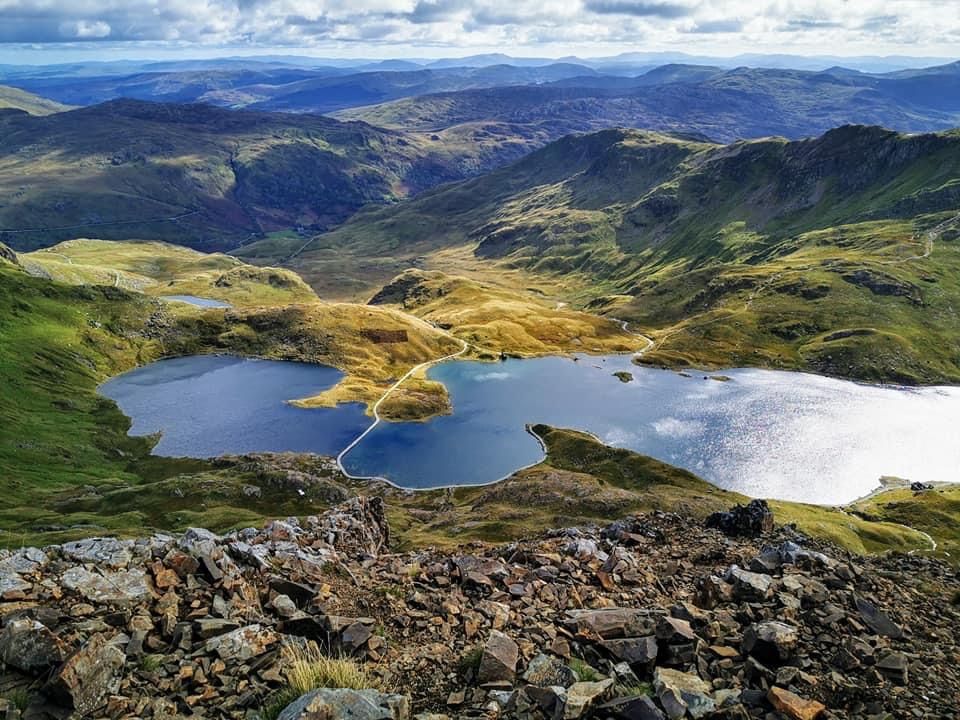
[0, 85, 73, 116]
[387, 425, 945, 560]
[22, 239, 318, 307]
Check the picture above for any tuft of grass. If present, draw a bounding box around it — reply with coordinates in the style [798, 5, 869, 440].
[139, 654, 164, 673]
[258, 644, 380, 720]
[283, 643, 379, 694]
[459, 646, 484, 675]
[4, 689, 30, 712]
[569, 658, 603, 682]
[259, 688, 299, 720]
[616, 682, 653, 698]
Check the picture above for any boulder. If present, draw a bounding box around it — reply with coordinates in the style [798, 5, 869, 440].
[0, 618, 67, 673]
[705, 500, 774, 537]
[876, 651, 909, 685]
[522, 685, 566, 717]
[725, 566, 773, 601]
[742, 621, 798, 665]
[656, 617, 697, 644]
[767, 687, 826, 720]
[61, 537, 135, 568]
[60, 566, 154, 604]
[854, 595, 903, 639]
[599, 695, 667, 720]
[477, 630, 519, 684]
[565, 608, 655, 639]
[562, 679, 614, 719]
[195, 617, 241, 639]
[204, 624, 278, 662]
[277, 688, 410, 720]
[601, 636, 659, 670]
[342, 621, 373, 651]
[653, 668, 715, 719]
[46, 634, 124, 716]
[272, 593, 298, 619]
[522, 653, 578, 687]
[0, 568, 32, 598]
[777, 542, 833, 569]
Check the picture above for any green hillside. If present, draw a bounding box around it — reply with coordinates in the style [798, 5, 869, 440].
[254, 125, 960, 384]
[0, 99, 530, 253]
[0, 84, 72, 115]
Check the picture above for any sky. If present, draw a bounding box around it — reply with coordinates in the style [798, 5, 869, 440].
[0, 0, 958, 62]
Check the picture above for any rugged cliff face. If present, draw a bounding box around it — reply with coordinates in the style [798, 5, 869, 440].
[1, 498, 956, 719]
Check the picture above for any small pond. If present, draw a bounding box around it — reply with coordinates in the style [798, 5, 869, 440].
[159, 295, 232, 308]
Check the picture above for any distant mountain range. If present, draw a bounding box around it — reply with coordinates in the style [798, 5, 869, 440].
[335, 62, 960, 143]
[4, 58, 958, 147]
[7, 64, 603, 113]
[1, 51, 954, 79]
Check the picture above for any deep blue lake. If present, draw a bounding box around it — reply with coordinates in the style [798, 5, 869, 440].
[101, 353, 960, 504]
[99, 355, 368, 457]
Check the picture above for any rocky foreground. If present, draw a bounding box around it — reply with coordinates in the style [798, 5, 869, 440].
[0, 498, 957, 720]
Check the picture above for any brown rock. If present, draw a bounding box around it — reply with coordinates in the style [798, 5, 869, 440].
[477, 630, 519, 684]
[767, 687, 826, 720]
[46, 634, 124, 716]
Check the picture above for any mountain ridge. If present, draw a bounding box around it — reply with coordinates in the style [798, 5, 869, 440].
[265, 124, 960, 385]
[0, 99, 533, 252]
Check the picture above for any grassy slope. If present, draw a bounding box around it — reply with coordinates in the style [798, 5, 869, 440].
[22, 239, 318, 307]
[368, 269, 638, 357]
[852, 484, 960, 559]
[255, 126, 960, 384]
[0, 85, 72, 116]
[387, 426, 941, 559]
[0, 100, 521, 253]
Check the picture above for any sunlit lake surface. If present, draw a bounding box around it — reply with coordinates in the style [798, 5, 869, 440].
[159, 295, 232, 308]
[101, 353, 960, 504]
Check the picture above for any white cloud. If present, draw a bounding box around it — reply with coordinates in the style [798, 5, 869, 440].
[60, 19, 112, 38]
[0, 0, 954, 54]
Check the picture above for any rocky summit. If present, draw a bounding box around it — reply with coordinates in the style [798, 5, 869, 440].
[0, 498, 957, 720]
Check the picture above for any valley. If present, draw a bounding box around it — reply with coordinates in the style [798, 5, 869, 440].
[0, 101, 537, 252]
[248, 126, 960, 385]
[1, 237, 958, 569]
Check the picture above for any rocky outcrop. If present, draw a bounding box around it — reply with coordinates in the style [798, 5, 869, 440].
[0, 242, 18, 265]
[0, 503, 956, 719]
[706, 499, 774, 537]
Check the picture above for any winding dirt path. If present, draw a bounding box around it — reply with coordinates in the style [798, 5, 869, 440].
[336, 313, 653, 482]
[335, 338, 469, 481]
